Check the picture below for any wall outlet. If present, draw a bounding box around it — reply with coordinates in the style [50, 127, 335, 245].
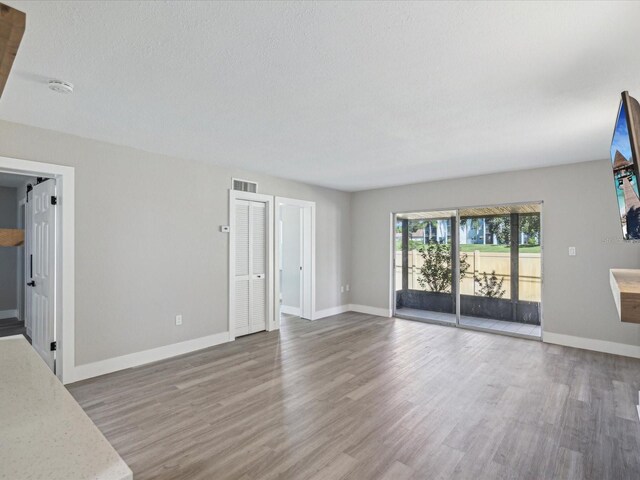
[220, 225, 230, 233]
[568, 246, 576, 256]
[175, 314, 183, 326]
[341, 285, 344, 293]
[346, 284, 350, 292]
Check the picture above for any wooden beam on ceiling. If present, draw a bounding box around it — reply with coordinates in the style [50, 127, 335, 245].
[0, 3, 25, 99]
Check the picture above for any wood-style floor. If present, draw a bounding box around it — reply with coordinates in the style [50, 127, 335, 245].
[68, 313, 640, 480]
[0, 317, 25, 338]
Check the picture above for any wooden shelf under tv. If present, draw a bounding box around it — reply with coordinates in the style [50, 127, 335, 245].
[610, 269, 640, 324]
[0, 228, 24, 247]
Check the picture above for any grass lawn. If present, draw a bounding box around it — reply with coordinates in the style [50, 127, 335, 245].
[459, 244, 541, 253]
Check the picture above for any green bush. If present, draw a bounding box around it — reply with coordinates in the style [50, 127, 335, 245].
[417, 242, 470, 293]
[473, 270, 506, 298]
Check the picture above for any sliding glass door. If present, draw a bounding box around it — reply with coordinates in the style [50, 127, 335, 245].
[457, 205, 541, 336]
[394, 203, 542, 338]
[394, 210, 458, 325]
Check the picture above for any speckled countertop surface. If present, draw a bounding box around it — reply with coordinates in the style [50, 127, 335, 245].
[0, 336, 132, 480]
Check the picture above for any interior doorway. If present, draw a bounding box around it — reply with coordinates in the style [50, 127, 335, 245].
[0, 173, 57, 370]
[0, 156, 75, 384]
[0, 173, 29, 338]
[275, 197, 315, 324]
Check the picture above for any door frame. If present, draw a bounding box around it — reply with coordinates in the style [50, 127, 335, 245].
[274, 197, 316, 324]
[228, 190, 274, 341]
[0, 156, 75, 384]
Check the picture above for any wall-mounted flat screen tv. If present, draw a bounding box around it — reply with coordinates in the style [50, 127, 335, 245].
[611, 91, 640, 240]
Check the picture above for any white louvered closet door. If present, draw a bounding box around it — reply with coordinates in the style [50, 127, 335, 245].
[235, 200, 267, 337]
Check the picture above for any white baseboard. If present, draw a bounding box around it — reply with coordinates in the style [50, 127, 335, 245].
[312, 304, 393, 320]
[543, 331, 640, 359]
[70, 331, 231, 384]
[281, 305, 301, 316]
[348, 304, 392, 318]
[0, 309, 18, 320]
[313, 304, 350, 320]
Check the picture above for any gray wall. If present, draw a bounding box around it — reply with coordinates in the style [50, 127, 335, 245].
[0, 120, 351, 365]
[350, 160, 640, 347]
[0, 186, 18, 312]
[2, 117, 636, 361]
[281, 205, 301, 309]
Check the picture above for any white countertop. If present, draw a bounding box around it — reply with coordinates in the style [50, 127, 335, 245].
[0, 336, 132, 480]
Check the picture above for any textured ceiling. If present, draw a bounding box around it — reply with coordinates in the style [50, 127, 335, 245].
[1, 1, 639, 191]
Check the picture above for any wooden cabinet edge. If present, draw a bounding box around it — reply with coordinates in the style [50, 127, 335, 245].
[610, 269, 640, 324]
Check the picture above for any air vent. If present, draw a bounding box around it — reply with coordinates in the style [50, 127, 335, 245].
[232, 178, 258, 193]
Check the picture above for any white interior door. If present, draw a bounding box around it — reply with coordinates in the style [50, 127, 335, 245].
[24, 197, 32, 337]
[234, 199, 267, 337]
[29, 180, 57, 371]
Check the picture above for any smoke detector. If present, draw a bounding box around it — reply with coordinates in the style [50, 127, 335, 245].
[48, 80, 74, 94]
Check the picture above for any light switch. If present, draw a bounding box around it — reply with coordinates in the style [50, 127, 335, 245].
[568, 246, 576, 256]
[220, 225, 230, 233]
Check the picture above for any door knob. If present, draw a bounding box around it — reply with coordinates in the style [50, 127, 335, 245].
[27, 281, 36, 287]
